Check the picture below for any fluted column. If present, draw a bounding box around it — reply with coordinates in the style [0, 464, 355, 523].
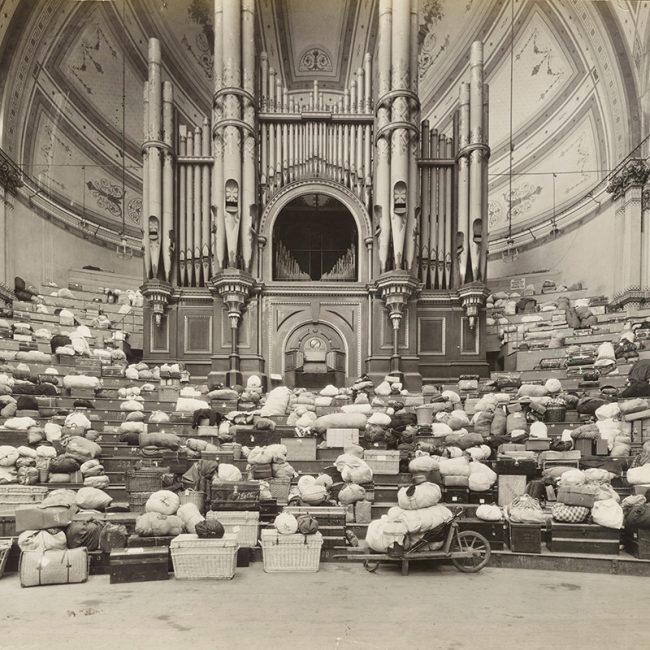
[212, 0, 225, 273]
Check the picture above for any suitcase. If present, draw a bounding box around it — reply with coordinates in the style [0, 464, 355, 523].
[549, 522, 620, 555]
[495, 457, 537, 477]
[109, 547, 169, 584]
[20, 548, 89, 587]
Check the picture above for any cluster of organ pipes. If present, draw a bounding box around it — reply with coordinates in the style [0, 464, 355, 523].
[417, 42, 489, 290]
[258, 56, 374, 211]
[140, 0, 490, 292]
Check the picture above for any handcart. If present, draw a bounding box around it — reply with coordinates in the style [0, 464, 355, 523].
[338, 508, 491, 576]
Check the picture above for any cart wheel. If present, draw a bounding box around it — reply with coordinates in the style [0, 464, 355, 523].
[364, 560, 379, 573]
[451, 531, 491, 573]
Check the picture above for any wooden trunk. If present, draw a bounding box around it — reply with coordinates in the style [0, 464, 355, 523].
[109, 547, 169, 584]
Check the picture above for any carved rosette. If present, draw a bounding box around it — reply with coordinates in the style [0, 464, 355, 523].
[606, 159, 650, 201]
[209, 268, 255, 329]
[458, 282, 490, 330]
[141, 279, 173, 327]
[376, 270, 419, 331]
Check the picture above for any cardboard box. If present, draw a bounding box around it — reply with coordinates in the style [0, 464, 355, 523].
[15, 505, 74, 533]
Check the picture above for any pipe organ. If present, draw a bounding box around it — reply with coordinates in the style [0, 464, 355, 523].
[141, 0, 491, 389]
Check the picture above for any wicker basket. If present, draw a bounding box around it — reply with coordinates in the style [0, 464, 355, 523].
[125, 468, 168, 493]
[179, 490, 206, 514]
[170, 533, 238, 580]
[207, 511, 259, 547]
[0, 486, 49, 516]
[0, 540, 11, 578]
[267, 477, 291, 504]
[128, 491, 152, 514]
[545, 405, 567, 423]
[260, 530, 323, 572]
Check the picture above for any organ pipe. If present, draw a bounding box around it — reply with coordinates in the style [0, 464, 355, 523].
[420, 121, 430, 286]
[147, 38, 162, 279]
[469, 41, 484, 283]
[457, 82, 471, 286]
[201, 117, 211, 282]
[241, 0, 256, 272]
[375, 0, 392, 273]
[193, 126, 202, 284]
[142, 82, 150, 279]
[212, 0, 225, 273]
[185, 129, 194, 284]
[162, 81, 174, 282]
[178, 126, 186, 285]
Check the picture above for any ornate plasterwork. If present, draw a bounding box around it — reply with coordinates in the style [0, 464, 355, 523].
[298, 47, 333, 73]
[606, 159, 650, 200]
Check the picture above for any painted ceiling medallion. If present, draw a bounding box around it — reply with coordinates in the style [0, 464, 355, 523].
[299, 47, 333, 73]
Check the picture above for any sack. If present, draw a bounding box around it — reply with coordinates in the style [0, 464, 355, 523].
[508, 495, 545, 524]
[98, 523, 128, 552]
[17, 529, 67, 553]
[145, 490, 180, 515]
[338, 483, 366, 505]
[551, 503, 590, 523]
[591, 498, 624, 529]
[20, 548, 89, 587]
[75, 487, 112, 511]
[296, 514, 319, 535]
[65, 520, 103, 551]
[397, 482, 441, 510]
[476, 504, 503, 522]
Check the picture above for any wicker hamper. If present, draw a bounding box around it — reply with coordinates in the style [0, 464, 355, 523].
[128, 492, 152, 514]
[260, 530, 323, 572]
[125, 468, 169, 493]
[0, 539, 11, 578]
[0, 486, 49, 516]
[179, 490, 206, 514]
[363, 450, 399, 475]
[170, 533, 238, 580]
[267, 478, 291, 504]
[207, 511, 259, 547]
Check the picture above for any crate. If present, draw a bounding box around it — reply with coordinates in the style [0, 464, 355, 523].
[498, 475, 527, 507]
[210, 481, 261, 511]
[201, 450, 235, 464]
[267, 478, 291, 505]
[573, 439, 593, 456]
[549, 522, 620, 555]
[280, 437, 318, 462]
[325, 428, 359, 448]
[170, 533, 238, 580]
[260, 530, 323, 572]
[0, 516, 16, 537]
[459, 518, 507, 550]
[284, 506, 346, 548]
[363, 450, 399, 475]
[0, 486, 49, 516]
[468, 488, 498, 506]
[109, 547, 169, 584]
[207, 511, 259, 547]
[197, 425, 220, 437]
[509, 522, 542, 553]
[623, 528, 650, 559]
[443, 487, 469, 504]
[525, 439, 551, 452]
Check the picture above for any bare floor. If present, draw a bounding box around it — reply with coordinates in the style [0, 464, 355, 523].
[1, 563, 648, 650]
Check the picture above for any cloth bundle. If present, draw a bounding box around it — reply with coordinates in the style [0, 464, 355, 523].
[552, 503, 590, 523]
[135, 512, 184, 536]
[334, 454, 373, 484]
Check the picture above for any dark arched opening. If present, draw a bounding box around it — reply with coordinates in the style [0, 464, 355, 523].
[273, 193, 358, 281]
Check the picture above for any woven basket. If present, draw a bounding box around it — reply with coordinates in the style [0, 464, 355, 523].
[170, 534, 238, 580]
[0, 540, 11, 578]
[128, 491, 152, 514]
[179, 490, 206, 514]
[207, 511, 259, 547]
[260, 531, 323, 572]
[267, 478, 291, 504]
[545, 405, 567, 423]
[0, 486, 49, 516]
[125, 468, 168, 493]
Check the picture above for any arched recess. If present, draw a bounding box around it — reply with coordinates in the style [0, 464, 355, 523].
[283, 319, 348, 388]
[259, 180, 372, 283]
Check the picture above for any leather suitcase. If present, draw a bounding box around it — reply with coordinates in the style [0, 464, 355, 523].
[495, 457, 537, 477]
[20, 548, 89, 587]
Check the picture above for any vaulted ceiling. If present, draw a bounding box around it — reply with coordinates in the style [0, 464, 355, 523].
[0, 0, 647, 249]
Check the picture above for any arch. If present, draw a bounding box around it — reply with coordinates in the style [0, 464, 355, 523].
[281, 318, 350, 378]
[259, 180, 372, 283]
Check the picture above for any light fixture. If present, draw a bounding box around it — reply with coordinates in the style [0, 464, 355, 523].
[117, 235, 133, 259]
[501, 237, 518, 262]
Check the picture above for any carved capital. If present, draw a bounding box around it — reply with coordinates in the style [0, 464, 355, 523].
[606, 159, 650, 200]
[0, 149, 23, 195]
[209, 268, 255, 327]
[458, 282, 490, 330]
[141, 279, 173, 327]
[376, 270, 420, 329]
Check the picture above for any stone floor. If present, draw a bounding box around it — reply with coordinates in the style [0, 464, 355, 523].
[1, 563, 649, 650]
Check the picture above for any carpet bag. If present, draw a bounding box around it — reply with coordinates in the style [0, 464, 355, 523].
[20, 548, 89, 587]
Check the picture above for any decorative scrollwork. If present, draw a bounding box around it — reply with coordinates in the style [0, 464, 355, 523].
[299, 47, 332, 73]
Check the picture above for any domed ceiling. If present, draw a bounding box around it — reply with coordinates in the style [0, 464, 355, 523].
[0, 0, 647, 252]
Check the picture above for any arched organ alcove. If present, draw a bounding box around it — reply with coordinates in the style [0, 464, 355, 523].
[140, 0, 491, 389]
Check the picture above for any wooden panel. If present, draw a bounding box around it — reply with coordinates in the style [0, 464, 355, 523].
[418, 317, 445, 354]
[460, 317, 479, 355]
[184, 315, 212, 353]
[150, 314, 169, 353]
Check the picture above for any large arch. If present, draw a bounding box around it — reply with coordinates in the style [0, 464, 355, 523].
[259, 179, 373, 283]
